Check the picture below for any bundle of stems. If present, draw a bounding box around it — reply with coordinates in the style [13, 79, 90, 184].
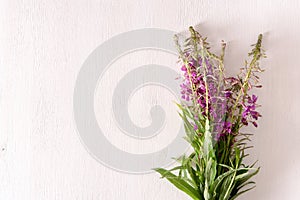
[155, 26, 265, 200]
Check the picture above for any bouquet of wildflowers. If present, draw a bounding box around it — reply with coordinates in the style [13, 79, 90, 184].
[155, 27, 265, 200]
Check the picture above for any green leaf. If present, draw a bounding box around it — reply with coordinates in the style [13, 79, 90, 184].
[230, 185, 256, 200]
[210, 169, 235, 198]
[235, 167, 259, 182]
[236, 181, 255, 191]
[178, 112, 194, 142]
[233, 167, 260, 195]
[210, 167, 256, 199]
[154, 168, 203, 200]
[220, 171, 236, 200]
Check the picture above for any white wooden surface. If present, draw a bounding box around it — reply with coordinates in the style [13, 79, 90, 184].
[1, 0, 300, 199]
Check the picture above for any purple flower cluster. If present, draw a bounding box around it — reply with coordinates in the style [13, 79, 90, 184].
[180, 58, 217, 118]
[215, 121, 232, 140]
[180, 58, 233, 140]
[179, 53, 262, 142]
[180, 60, 211, 114]
[241, 94, 261, 127]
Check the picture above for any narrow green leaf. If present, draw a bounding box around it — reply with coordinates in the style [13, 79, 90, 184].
[155, 168, 202, 200]
[235, 167, 259, 182]
[230, 185, 256, 200]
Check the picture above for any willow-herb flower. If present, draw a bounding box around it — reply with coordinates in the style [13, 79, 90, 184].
[241, 94, 262, 127]
[155, 26, 266, 200]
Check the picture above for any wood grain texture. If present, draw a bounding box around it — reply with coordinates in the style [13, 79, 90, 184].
[1, 0, 300, 199]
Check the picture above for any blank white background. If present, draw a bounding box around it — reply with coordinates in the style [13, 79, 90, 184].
[0, 0, 300, 199]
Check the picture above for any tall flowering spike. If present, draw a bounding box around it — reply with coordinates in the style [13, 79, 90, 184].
[177, 27, 230, 140]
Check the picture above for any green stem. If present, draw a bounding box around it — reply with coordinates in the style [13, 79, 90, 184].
[231, 34, 263, 121]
